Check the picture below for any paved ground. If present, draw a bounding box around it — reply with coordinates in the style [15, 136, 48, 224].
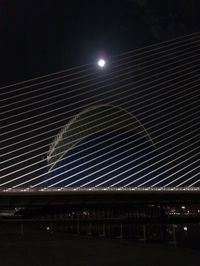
[0, 232, 199, 266]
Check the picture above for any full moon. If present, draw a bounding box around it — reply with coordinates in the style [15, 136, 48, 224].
[97, 58, 106, 68]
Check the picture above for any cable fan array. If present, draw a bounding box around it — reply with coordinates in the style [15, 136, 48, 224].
[0, 32, 200, 189]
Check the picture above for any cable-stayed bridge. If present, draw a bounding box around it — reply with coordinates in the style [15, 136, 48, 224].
[1, 33, 200, 250]
[0, 32, 200, 197]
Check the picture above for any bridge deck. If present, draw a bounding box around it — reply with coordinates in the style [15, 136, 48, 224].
[0, 188, 200, 208]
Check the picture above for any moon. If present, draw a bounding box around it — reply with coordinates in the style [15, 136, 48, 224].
[97, 58, 106, 68]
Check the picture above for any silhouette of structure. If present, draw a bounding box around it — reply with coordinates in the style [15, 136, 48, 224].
[46, 104, 158, 187]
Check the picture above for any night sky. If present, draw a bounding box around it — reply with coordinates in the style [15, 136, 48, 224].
[0, 0, 200, 188]
[1, 0, 200, 85]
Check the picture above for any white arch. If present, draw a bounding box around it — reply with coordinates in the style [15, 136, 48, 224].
[47, 104, 154, 170]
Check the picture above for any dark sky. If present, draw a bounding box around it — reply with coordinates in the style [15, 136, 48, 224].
[0, 0, 200, 188]
[1, 0, 200, 85]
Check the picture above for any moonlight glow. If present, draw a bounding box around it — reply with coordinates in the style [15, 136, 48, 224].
[97, 58, 106, 68]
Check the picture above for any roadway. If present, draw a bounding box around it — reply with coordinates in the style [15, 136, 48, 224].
[0, 188, 200, 208]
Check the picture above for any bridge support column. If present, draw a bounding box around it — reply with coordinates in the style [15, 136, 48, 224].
[102, 224, 106, 237]
[77, 223, 80, 234]
[88, 223, 92, 235]
[20, 223, 24, 236]
[49, 221, 53, 233]
[120, 224, 123, 240]
[143, 225, 147, 244]
[172, 224, 177, 247]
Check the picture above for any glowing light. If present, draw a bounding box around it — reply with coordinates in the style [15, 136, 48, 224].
[97, 58, 106, 68]
[183, 226, 188, 231]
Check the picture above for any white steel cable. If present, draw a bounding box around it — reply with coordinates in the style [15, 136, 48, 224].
[23, 105, 200, 187]
[1, 46, 200, 134]
[2, 98, 199, 187]
[188, 176, 200, 187]
[0, 64, 91, 92]
[46, 83, 199, 165]
[95, 134, 200, 189]
[0, 34, 198, 188]
[62, 131, 200, 188]
[3, 59, 200, 164]
[14, 131, 153, 188]
[0, 69, 198, 183]
[175, 166, 200, 187]
[33, 86, 200, 170]
[82, 119, 199, 187]
[111, 31, 200, 58]
[137, 148, 200, 188]
[1, 53, 200, 150]
[42, 121, 200, 188]
[162, 161, 200, 187]
[2, 37, 200, 112]
[0, 70, 199, 171]
[9, 116, 200, 188]
[4, 101, 200, 188]
[122, 139, 200, 188]
[14, 100, 199, 188]
[0, 70, 199, 179]
[1, 31, 199, 93]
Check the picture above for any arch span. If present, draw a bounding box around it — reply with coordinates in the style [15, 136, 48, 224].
[47, 104, 154, 170]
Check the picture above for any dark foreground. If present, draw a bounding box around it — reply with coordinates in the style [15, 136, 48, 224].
[0, 232, 199, 266]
